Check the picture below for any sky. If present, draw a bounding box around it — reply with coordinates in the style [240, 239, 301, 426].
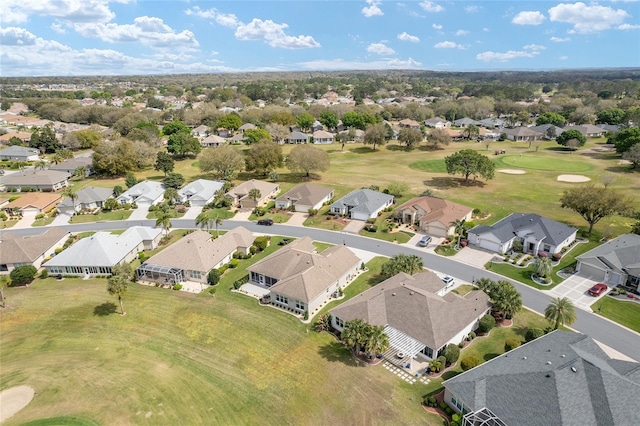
[1, 1, 639, 77]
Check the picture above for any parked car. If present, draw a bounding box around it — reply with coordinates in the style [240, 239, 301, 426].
[588, 283, 608, 297]
[257, 218, 274, 226]
[442, 276, 455, 288]
[418, 235, 432, 247]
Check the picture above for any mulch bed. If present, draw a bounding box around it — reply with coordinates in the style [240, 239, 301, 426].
[423, 390, 452, 424]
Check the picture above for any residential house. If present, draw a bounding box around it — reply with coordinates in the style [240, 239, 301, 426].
[137, 226, 254, 285]
[478, 117, 505, 129]
[216, 128, 231, 138]
[530, 123, 564, 140]
[44, 227, 162, 277]
[225, 179, 279, 209]
[2, 170, 70, 192]
[3, 192, 62, 216]
[330, 189, 394, 221]
[117, 180, 165, 206]
[49, 156, 94, 176]
[452, 118, 480, 128]
[597, 124, 622, 133]
[312, 130, 334, 144]
[442, 331, 640, 425]
[200, 134, 227, 148]
[399, 119, 421, 129]
[441, 128, 464, 141]
[467, 213, 577, 255]
[286, 131, 309, 144]
[238, 123, 257, 133]
[178, 179, 225, 206]
[337, 128, 364, 142]
[395, 196, 473, 238]
[502, 127, 543, 142]
[191, 124, 209, 138]
[57, 186, 113, 215]
[249, 236, 361, 316]
[330, 271, 491, 362]
[0, 145, 40, 161]
[310, 121, 324, 132]
[575, 234, 640, 289]
[275, 184, 334, 212]
[0, 132, 32, 145]
[0, 227, 69, 273]
[564, 124, 607, 138]
[423, 117, 451, 129]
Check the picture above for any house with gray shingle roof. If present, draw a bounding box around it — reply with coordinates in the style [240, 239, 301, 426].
[137, 226, 254, 285]
[44, 226, 161, 277]
[502, 126, 543, 142]
[330, 271, 491, 362]
[564, 124, 607, 138]
[453, 117, 480, 128]
[275, 184, 334, 212]
[443, 331, 640, 425]
[49, 156, 94, 176]
[468, 213, 577, 256]
[249, 236, 361, 317]
[178, 179, 225, 206]
[57, 186, 113, 215]
[576, 234, 640, 289]
[0, 145, 40, 161]
[286, 131, 310, 144]
[530, 123, 564, 140]
[330, 189, 394, 221]
[117, 180, 164, 206]
[0, 227, 69, 273]
[312, 130, 334, 144]
[2, 170, 70, 192]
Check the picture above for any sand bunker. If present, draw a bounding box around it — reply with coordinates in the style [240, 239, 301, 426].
[557, 174, 591, 182]
[497, 169, 526, 175]
[0, 385, 35, 422]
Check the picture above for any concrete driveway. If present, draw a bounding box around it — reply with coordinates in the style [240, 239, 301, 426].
[451, 246, 498, 269]
[128, 204, 151, 221]
[182, 205, 203, 220]
[547, 274, 604, 312]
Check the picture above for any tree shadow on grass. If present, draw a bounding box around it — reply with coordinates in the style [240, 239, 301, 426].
[385, 144, 410, 152]
[441, 370, 461, 381]
[93, 302, 117, 316]
[513, 325, 528, 338]
[483, 353, 500, 361]
[318, 341, 361, 366]
[350, 146, 376, 154]
[423, 177, 486, 190]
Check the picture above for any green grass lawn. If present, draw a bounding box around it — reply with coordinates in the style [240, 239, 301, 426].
[0, 257, 442, 425]
[31, 216, 55, 227]
[493, 155, 595, 172]
[248, 211, 292, 223]
[146, 209, 186, 220]
[303, 214, 347, 231]
[358, 211, 413, 243]
[591, 296, 640, 333]
[69, 210, 133, 223]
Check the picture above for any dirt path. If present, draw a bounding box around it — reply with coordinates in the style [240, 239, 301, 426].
[0, 385, 35, 423]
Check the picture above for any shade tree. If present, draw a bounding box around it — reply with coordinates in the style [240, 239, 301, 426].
[556, 130, 586, 150]
[245, 140, 283, 176]
[286, 145, 330, 177]
[444, 149, 495, 183]
[198, 145, 245, 180]
[560, 184, 633, 234]
[397, 127, 422, 149]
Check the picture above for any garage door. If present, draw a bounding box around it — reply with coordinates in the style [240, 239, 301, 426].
[478, 239, 502, 253]
[577, 262, 606, 281]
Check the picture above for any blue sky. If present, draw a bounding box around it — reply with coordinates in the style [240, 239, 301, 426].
[1, 1, 639, 76]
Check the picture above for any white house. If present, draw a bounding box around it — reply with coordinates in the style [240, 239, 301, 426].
[330, 189, 394, 221]
[0, 145, 40, 161]
[117, 181, 165, 206]
[312, 130, 334, 144]
[178, 179, 225, 206]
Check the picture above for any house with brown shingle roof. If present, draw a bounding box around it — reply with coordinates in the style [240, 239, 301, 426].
[395, 196, 473, 238]
[275, 184, 334, 213]
[399, 118, 421, 129]
[4, 192, 62, 215]
[137, 226, 255, 285]
[0, 227, 69, 273]
[0, 132, 32, 145]
[248, 237, 361, 317]
[225, 179, 279, 209]
[330, 271, 491, 361]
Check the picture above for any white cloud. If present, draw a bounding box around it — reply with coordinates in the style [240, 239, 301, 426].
[618, 23, 640, 30]
[0, 27, 38, 46]
[366, 42, 395, 55]
[455, 30, 469, 36]
[420, 1, 444, 13]
[483, 28, 490, 32]
[432, 23, 443, 30]
[434, 41, 465, 49]
[512, 11, 546, 25]
[550, 36, 570, 42]
[0, 0, 132, 24]
[476, 50, 540, 62]
[50, 22, 66, 34]
[235, 19, 320, 49]
[548, 2, 630, 33]
[298, 57, 421, 71]
[362, 0, 384, 17]
[559, 56, 568, 60]
[524, 44, 546, 51]
[71, 17, 199, 50]
[184, 6, 239, 28]
[465, 5, 480, 13]
[397, 32, 420, 42]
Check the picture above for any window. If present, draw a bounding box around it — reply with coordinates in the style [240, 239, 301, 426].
[295, 300, 305, 310]
[421, 346, 434, 358]
[275, 294, 288, 305]
[334, 317, 344, 328]
[189, 270, 201, 280]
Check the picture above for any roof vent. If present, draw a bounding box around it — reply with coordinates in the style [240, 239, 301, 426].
[545, 374, 551, 378]
[410, 291, 414, 295]
[546, 361, 552, 365]
[392, 292, 396, 296]
[561, 354, 565, 358]
[571, 367, 577, 373]
[523, 356, 527, 360]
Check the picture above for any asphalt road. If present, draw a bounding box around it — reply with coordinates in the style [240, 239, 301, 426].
[4, 218, 639, 362]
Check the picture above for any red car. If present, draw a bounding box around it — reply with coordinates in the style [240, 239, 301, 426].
[588, 283, 608, 297]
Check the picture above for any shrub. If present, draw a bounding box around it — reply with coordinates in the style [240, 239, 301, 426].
[217, 264, 228, 275]
[39, 269, 48, 279]
[9, 265, 38, 286]
[525, 328, 545, 342]
[303, 311, 309, 320]
[307, 208, 318, 216]
[439, 401, 447, 410]
[437, 356, 447, 370]
[254, 236, 268, 251]
[249, 245, 257, 255]
[35, 213, 44, 220]
[424, 396, 437, 407]
[364, 224, 377, 232]
[461, 356, 482, 371]
[552, 252, 563, 261]
[253, 206, 267, 216]
[207, 269, 220, 286]
[452, 414, 461, 423]
[477, 314, 495, 334]
[172, 284, 183, 291]
[366, 218, 376, 224]
[229, 259, 239, 268]
[233, 274, 249, 289]
[208, 287, 216, 295]
[505, 338, 522, 352]
[458, 342, 465, 349]
[443, 343, 460, 365]
[445, 407, 453, 415]
[468, 331, 476, 340]
[538, 251, 548, 258]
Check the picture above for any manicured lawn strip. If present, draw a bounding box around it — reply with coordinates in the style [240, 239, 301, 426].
[304, 213, 346, 231]
[1, 219, 19, 228]
[493, 155, 595, 172]
[20, 417, 99, 426]
[145, 209, 186, 220]
[591, 297, 640, 333]
[248, 211, 291, 223]
[408, 159, 448, 173]
[201, 208, 236, 220]
[1, 260, 439, 425]
[452, 285, 475, 296]
[359, 210, 414, 243]
[69, 210, 133, 223]
[31, 216, 56, 227]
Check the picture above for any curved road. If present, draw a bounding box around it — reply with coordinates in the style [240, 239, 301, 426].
[4, 219, 639, 362]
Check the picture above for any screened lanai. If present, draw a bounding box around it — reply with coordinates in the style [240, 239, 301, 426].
[136, 263, 184, 285]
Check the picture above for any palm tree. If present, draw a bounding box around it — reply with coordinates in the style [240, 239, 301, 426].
[545, 297, 577, 330]
[248, 188, 261, 207]
[494, 281, 522, 319]
[35, 160, 47, 170]
[475, 277, 496, 293]
[62, 187, 78, 214]
[74, 166, 87, 180]
[155, 205, 173, 237]
[450, 219, 467, 249]
[195, 211, 224, 236]
[107, 274, 129, 316]
[341, 318, 367, 355]
[363, 325, 390, 359]
[533, 257, 553, 283]
[164, 188, 179, 205]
